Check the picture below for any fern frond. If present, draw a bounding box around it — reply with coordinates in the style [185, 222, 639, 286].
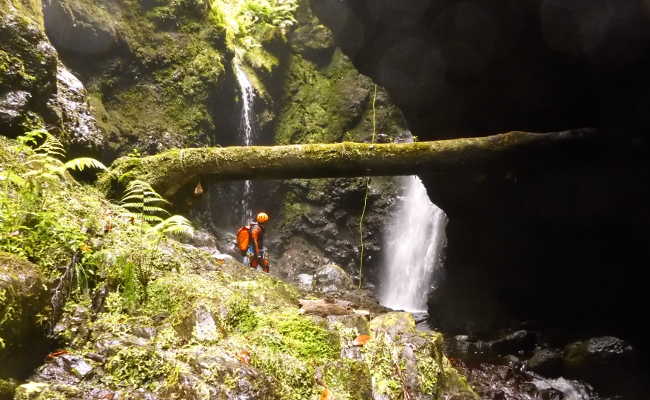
[121, 202, 145, 210]
[64, 157, 107, 172]
[143, 214, 164, 223]
[149, 215, 194, 238]
[36, 133, 66, 159]
[17, 129, 48, 147]
[143, 197, 171, 205]
[120, 194, 146, 203]
[142, 205, 170, 215]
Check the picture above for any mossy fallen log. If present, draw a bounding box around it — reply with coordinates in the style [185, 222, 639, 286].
[98, 129, 597, 198]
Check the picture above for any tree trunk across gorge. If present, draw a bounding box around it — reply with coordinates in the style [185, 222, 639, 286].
[98, 129, 598, 198]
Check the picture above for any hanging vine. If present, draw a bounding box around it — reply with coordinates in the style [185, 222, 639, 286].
[358, 84, 378, 288]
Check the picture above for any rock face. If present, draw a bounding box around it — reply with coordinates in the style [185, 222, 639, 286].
[0, 10, 57, 137]
[43, 0, 120, 56]
[0, 3, 103, 150]
[0, 253, 49, 380]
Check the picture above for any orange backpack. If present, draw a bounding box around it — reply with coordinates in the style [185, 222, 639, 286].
[236, 225, 250, 253]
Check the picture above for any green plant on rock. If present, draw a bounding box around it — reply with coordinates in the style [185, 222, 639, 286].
[117, 179, 193, 307]
[209, 0, 298, 71]
[0, 132, 104, 286]
[17, 129, 106, 186]
[106, 347, 174, 389]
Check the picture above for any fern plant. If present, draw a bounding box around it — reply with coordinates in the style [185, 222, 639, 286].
[17, 129, 107, 186]
[120, 179, 172, 226]
[118, 179, 193, 308]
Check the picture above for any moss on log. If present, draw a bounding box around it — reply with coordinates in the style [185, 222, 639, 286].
[98, 129, 597, 198]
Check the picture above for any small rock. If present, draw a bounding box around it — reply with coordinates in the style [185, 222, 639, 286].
[192, 305, 219, 342]
[312, 263, 353, 293]
[60, 354, 93, 378]
[131, 326, 157, 340]
[296, 273, 313, 291]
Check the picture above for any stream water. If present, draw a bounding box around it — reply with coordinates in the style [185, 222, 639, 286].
[233, 61, 256, 224]
[378, 175, 448, 312]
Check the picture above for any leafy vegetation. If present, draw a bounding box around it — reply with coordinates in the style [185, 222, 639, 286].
[0, 131, 105, 283]
[209, 0, 298, 70]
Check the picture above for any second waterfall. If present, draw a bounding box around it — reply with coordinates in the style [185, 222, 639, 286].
[234, 61, 256, 224]
[378, 175, 448, 313]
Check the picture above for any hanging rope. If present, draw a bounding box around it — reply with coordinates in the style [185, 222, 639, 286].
[358, 84, 377, 288]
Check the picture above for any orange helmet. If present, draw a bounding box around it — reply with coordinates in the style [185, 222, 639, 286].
[256, 212, 269, 223]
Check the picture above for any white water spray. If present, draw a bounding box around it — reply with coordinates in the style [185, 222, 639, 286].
[379, 175, 448, 312]
[233, 61, 256, 224]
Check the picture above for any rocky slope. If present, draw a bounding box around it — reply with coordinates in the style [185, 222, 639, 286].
[0, 136, 476, 399]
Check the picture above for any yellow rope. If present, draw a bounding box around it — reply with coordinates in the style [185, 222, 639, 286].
[358, 84, 377, 288]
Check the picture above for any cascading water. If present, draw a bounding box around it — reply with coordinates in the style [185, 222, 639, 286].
[233, 61, 256, 224]
[379, 175, 448, 312]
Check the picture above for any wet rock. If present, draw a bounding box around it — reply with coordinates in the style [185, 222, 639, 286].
[31, 354, 83, 385]
[52, 304, 90, 343]
[490, 330, 536, 355]
[563, 336, 636, 393]
[61, 354, 93, 378]
[186, 229, 217, 249]
[46, 64, 102, 148]
[312, 263, 353, 293]
[0, 90, 31, 125]
[527, 348, 563, 377]
[0, 13, 59, 136]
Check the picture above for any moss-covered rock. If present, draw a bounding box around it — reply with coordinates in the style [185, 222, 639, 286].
[0, 11, 58, 137]
[0, 378, 16, 400]
[0, 253, 49, 379]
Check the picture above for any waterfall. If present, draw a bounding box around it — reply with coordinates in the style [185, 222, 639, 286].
[379, 175, 448, 312]
[233, 61, 256, 224]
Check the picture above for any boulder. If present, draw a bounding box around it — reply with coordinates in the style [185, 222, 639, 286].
[289, 1, 335, 65]
[526, 348, 563, 377]
[369, 311, 416, 340]
[563, 336, 637, 393]
[312, 263, 353, 293]
[43, 0, 120, 56]
[0, 253, 49, 379]
[46, 63, 102, 148]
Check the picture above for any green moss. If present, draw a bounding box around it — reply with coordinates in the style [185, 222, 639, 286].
[250, 349, 317, 400]
[254, 309, 339, 360]
[14, 382, 80, 400]
[224, 293, 258, 333]
[324, 359, 372, 400]
[0, 378, 17, 399]
[361, 334, 403, 398]
[106, 347, 174, 389]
